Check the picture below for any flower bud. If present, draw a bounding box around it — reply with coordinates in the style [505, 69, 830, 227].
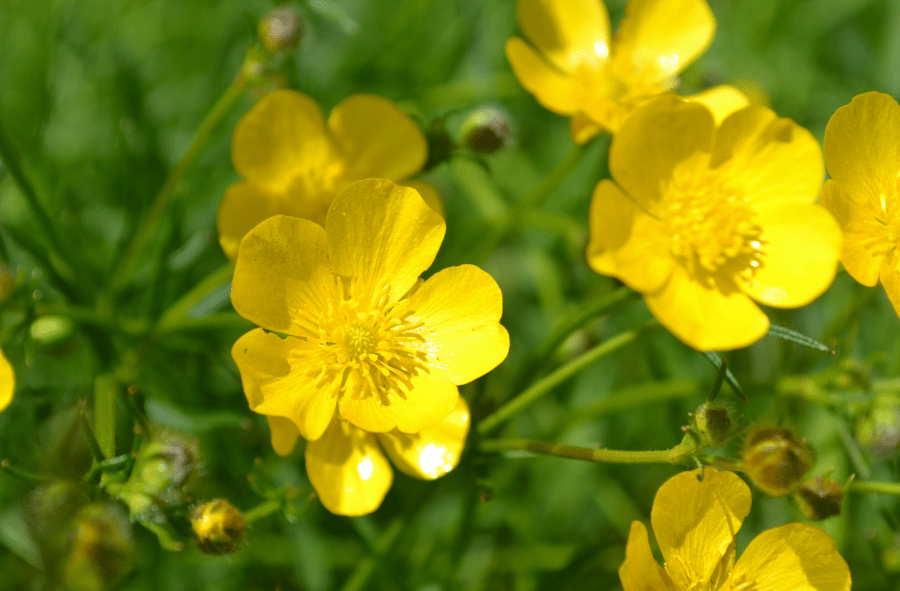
[795, 476, 844, 521]
[741, 426, 815, 497]
[63, 503, 134, 591]
[191, 499, 246, 555]
[460, 107, 513, 154]
[856, 406, 900, 457]
[258, 7, 303, 54]
[30, 315, 74, 345]
[692, 400, 739, 448]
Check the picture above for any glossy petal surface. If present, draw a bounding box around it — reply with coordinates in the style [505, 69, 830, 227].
[328, 94, 427, 180]
[728, 523, 851, 591]
[505, 37, 583, 115]
[218, 182, 302, 262]
[687, 85, 750, 125]
[231, 215, 331, 335]
[516, 0, 610, 73]
[266, 415, 301, 456]
[327, 179, 446, 299]
[377, 397, 470, 480]
[339, 374, 458, 434]
[618, 521, 674, 591]
[651, 470, 751, 589]
[305, 418, 393, 516]
[0, 347, 13, 412]
[818, 180, 882, 287]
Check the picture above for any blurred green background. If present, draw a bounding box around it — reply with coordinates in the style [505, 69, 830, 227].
[2, 0, 900, 589]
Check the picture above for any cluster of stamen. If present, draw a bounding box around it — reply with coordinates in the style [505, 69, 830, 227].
[861, 181, 900, 270]
[292, 276, 429, 406]
[662, 162, 766, 286]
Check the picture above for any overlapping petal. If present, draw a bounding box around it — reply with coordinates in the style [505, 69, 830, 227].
[818, 180, 883, 287]
[516, 0, 610, 73]
[328, 94, 427, 181]
[505, 38, 583, 115]
[650, 470, 751, 588]
[618, 521, 675, 591]
[879, 257, 900, 318]
[403, 265, 509, 385]
[266, 415, 301, 457]
[686, 85, 751, 125]
[728, 523, 851, 591]
[327, 179, 446, 299]
[0, 347, 13, 412]
[305, 418, 393, 516]
[232, 329, 336, 441]
[339, 374, 458, 434]
[645, 266, 769, 351]
[377, 397, 470, 480]
[231, 215, 331, 335]
[612, 0, 715, 82]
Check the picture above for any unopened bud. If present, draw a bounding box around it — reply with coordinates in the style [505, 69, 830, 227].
[856, 406, 900, 457]
[692, 400, 739, 448]
[64, 503, 134, 591]
[259, 8, 303, 54]
[460, 107, 513, 154]
[741, 426, 815, 497]
[30, 315, 74, 345]
[795, 476, 844, 520]
[191, 499, 246, 555]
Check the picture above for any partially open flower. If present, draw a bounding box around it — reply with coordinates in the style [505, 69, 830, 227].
[191, 499, 247, 555]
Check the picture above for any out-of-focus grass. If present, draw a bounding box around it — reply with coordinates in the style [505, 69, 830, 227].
[1, 0, 899, 589]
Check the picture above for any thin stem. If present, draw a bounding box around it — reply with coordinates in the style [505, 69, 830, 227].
[108, 84, 243, 294]
[243, 498, 282, 523]
[464, 140, 595, 264]
[477, 321, 657, 435]
[338, 517, 406, 591]
[848, 480, 900, 495]
[0, 460, 53, 482]
[94, 374, 118, 459]
[156, 263, 234, 332]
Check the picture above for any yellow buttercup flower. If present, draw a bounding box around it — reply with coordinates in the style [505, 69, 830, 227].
[231, 178, 509, 514]
[620, 469, 851, 591]
[587, 95, 841, 350]
[819, 91, 900, 317]
[0, 346, 13, 412]
[217, 89, 441, 261]
[506, 0, 749, 143]
[267, 396, 470, 516]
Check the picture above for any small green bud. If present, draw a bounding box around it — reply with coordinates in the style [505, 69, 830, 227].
[692, 400, 740, 448]
[258, 7, 303, 54]
[741, 426, 815, 497]
[460, 107, 513, 154]
[795, 476, 844, 521]
[856, 406, 900, 457]
[30, 315, 74, 344]
[191, 499, 246, 555]
[63, 503, 134, 591]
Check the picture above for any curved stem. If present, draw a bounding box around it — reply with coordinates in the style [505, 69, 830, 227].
[848, 480, 900, 495]
[477, 321, 657, 435]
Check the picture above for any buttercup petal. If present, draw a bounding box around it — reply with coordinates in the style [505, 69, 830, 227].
[400, 180, 445, 217]
[728, 523, 851, 591]
[613, 0, 715, 82]
[339, 375, 458, 434]
[305, 418, 393, 516]
[217, 181, 308, 263]
[651, 470, 751, 589]
[231, 89, 333, 191]
[516, 0, 610, 73]
[587, 179, 674, 293]
[618, 521, 675, 591]
[686, 85, 751, 125]
[741, 202, 840, 308]
[610, 95, 715, 211]
[879, 258, 900, 318]
[231, 215, 331, 336]
[266, 415, 301, 456]
[0, 347, 13, 412]
[645, 266, 769, 351]
[711, 106, 823, 207]
[506, 37, 583, 115]
[818, 180, 883, 287]
[824, 91, 900, 198]
[232, 329, 336, 441]
[377, 397, 470, 480]
[328, 94, 427, 181]
[327, 179, 446, 299]
[402, 265, 509, 385]
[569, 113, 605, 144]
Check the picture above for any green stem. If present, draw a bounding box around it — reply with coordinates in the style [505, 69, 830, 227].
[507, 286, 636, 396]
[338, 517, 406, 591]
[465, 141, 594, 264]
[848, 480, 900, 495]
[156, 263, 234, 331]
[94, 374, 118, 459]
[477, 321, 657, 435]
[243, 498, 282, 523]
[0, 460, 53, 482]
[108, 84, 243, 294]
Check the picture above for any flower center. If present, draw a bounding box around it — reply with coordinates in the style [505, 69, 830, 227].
[861, 180, 900, 269]
[662, 156, 766, 285]
[294, 276, 429, 406]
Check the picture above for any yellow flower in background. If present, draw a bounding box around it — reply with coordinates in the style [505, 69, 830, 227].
[217, 89, 442, 261]
[231, 179, 509, 513]
[819, 91, 900, 318]
[0, 347, 13, 412]
[506, 0, 749, 143]
[620, 469, 851, 591]
[587, 95, 840, 351]
[267, 397, 470, 516]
